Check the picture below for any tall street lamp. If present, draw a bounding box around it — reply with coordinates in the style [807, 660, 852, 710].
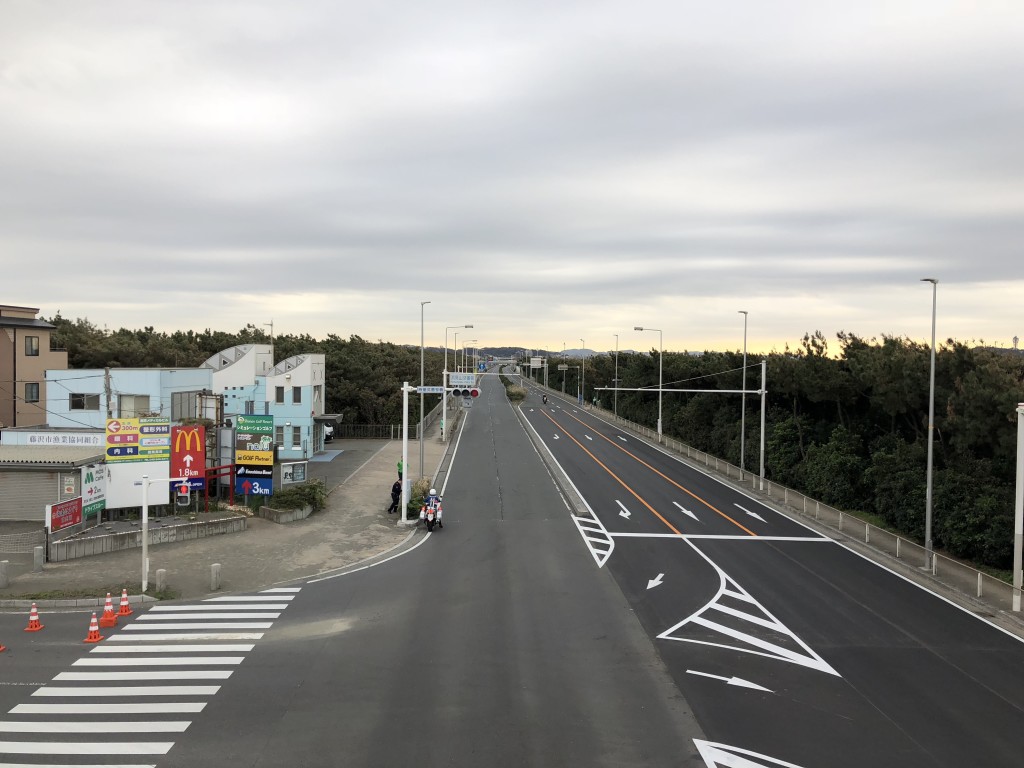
[463, 340, 477, 374]
[739, 311, 748, 472]
[443, 324, 472, 443]
[579, 338, 585, 406]
[635, 326, 663, 437]
[922, 278, 938, 570]
[419, 301, 431, 480]
[613, 333, 619, 419]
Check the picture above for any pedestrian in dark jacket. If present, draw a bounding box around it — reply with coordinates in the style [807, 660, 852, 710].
[387, 480, 401, 514]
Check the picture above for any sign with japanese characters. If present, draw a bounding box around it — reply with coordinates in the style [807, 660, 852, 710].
[105, 418, 171, 463]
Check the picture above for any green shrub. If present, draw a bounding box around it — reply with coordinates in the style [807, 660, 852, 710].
[269, 479, 328, 512]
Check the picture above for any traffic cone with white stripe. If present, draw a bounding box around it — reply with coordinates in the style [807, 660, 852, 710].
[83, 612, 103, 643]
[98, 592, 118, 628]
[117, 588, 133, 617]
[24, 602, 44, 632]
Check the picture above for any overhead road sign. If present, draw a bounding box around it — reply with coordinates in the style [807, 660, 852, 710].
[449, 373, 475, 387]
[418, 386, 445, 394]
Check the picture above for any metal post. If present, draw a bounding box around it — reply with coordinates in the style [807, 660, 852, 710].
[580, 338, 585, 406]
[922, 278, 938, 569]
[657, 329, 663, 438]
[1013, 403, 1023, 611]
[739, 310, 748, 471]
[614, 334, 619, 419]
[419, 301, 430, 480]
[401, 383, 410, 524]
[141, 474, 150, 593]
[759, 359, 767, 492]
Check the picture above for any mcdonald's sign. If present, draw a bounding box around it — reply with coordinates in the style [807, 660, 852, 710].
[171, 426, 207, 490]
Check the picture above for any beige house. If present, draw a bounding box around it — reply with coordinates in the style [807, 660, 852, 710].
[0, 305, 69, 429]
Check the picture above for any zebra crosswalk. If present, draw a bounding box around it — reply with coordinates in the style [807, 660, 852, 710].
[0, 586, 300, 766]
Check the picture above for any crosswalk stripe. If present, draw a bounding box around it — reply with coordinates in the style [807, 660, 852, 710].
[122, 623, 273, 630]
[0, 763, 157, 768]
[90, 644, 256, 653]
[0, 740, 174, 755]
[33, 686, 220, 697]
[0, 721, 191, 733]
[54, 671, 231, 681]
[137, 613, 280, 620]
[107, 633, 263, 642]
[260, 587, 300, 592]
[203, 595, 291, 601]
[74, 657, 244, 666]
[11, 703, 206, 714]
[148, 604, 289, 611]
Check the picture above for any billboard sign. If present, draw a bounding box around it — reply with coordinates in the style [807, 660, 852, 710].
[81, 465, 106, 521]
[234, 415, 274, 495]
[46, 497, 82, 532]
[235, 476, 273, 496]
[105, 418, 170, 462]
[171, 426, 207, 491]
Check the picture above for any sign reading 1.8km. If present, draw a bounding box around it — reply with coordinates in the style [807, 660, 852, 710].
[234, 414, 274, 497]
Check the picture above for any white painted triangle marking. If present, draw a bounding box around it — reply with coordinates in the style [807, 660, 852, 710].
[647, 573, 665, 590]
[694, 740, 809, 768]
[735, 503, 766, 523]
[616, 500, 631, 519]
[685, 669, 773, 693]
[673, 502, 699, 521]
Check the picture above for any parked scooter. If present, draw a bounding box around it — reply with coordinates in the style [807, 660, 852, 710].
[420, 491, 443, 532]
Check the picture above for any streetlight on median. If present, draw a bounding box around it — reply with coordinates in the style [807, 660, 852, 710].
[635, 326, 663, 438]
[922, 278, 938, 570]
[580, 338, 585, 406]
[739, 311, 748, 472]
[444, 324, 473, 442]
[419, 301, 431, 481]
[614, 333, 619, 419]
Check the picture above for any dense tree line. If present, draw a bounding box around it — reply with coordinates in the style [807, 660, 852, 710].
[538, 332, 1024, 570]
[47, 315, 1024, 569]
[46, 315, 448, 427]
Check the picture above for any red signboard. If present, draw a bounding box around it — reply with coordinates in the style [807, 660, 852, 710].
[47, 497, 82, 532]
[171, 426, 207, 490]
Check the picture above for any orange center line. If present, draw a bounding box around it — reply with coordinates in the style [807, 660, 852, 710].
[539, 410, 683, 536]
[549, 407, 757, 537]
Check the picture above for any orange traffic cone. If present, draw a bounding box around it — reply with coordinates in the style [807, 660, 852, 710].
[83, 612, 103, 643]
[24, 602, 44, 632]
[0, 642, 6, 653]
[98, 592, 118, 628]
[116, 588, 133, 617]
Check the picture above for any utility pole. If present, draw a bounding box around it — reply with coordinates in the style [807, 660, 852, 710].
[104, 367, 113, 419]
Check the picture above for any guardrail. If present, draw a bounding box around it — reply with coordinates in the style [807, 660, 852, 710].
[568, 397, 1021, 615]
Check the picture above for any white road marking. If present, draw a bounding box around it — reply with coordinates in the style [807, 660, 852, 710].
[148, 604, 288, 611]
[673, 502, 699, 521]
[0, 720, 190, 733]
[685, 670, 773, 693]
[694, 739, 808, 768]
[89, 644, 255, 653]
[107, 633, 263, 642]
[261, 587, 300, 592]
[735, 503, 767, 523]
[616, 500, 631, 519]
[608, 533, 827, 540]
[122, 623, 273, 630]
[617, 435, 627, 442]
[203, 596, 291, 602]
[585, 434, 593, 441]
[33, 686, 220, 697]
[74, 657, 245, 666]
[137, 613, 280, 620]
[0, 741, 173, 755]
[11, 703, 206, 714]
[54, 671, 231, 681]
[647, 574, 665, 590]
[553, 434, 560, 439]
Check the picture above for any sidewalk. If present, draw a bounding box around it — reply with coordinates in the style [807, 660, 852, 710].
[0, 423, 450, 607]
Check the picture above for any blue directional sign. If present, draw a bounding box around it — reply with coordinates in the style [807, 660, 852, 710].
[236, 476, 273, 497]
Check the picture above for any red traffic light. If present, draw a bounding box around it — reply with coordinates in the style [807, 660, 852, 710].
[470, 388, 480, 397]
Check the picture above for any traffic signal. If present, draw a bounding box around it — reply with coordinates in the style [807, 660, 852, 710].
[175, 483, 190, 507]
[469, 388, 480, 397]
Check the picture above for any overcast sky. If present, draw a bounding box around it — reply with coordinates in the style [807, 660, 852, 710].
[3, 0, 1022, 355]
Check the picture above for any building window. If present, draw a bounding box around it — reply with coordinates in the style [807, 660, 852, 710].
[313, 385, 322, 404]
[171, 391, 200, 421]
[292, 386, 301, 404]
[70, 393, 101, 411]
[275, 425, 284, 446]
[25, 382, 40, 403]
[25, 336, 39, 356]
[118, 394, 151, 418]
[275, 386, 285, 404]
[291, 425, 301, 447]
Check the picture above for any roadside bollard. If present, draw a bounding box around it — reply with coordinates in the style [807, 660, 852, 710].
[210, 563, 221, 592]
[155, 569, 167, 593]
[0, 560, 8, 589]
[33, 546, 44, 573]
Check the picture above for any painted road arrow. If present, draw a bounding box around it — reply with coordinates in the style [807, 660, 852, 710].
[673, 502, 699, 522]
[685, 669, 773, 693]
[616, 500, 631, 519]
[647, 574, 665, 590]
[735, 503, 767, 523]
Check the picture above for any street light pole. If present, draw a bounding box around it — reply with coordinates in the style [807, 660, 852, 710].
[635, 326, 663, 438]
[443, 324, 473, 443]
[614, 333, 619, 419]
[419, 301, 430, 480]
[1014, 402, 1023, 612]
[580, 338, 585, 406]
[922, 278, 938, 570]
[739, 310, 748, 472]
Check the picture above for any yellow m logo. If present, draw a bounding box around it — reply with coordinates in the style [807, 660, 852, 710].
[174, 428, 203, 453]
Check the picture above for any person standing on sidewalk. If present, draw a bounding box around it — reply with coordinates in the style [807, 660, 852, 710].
[397, 458, 404, 480]
[387, 479, 401, 514]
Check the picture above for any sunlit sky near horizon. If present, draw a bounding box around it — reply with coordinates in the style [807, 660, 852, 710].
[3, 1, 1022, 356]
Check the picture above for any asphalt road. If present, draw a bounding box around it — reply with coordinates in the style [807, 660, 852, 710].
[521, 389, 1024, 768]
